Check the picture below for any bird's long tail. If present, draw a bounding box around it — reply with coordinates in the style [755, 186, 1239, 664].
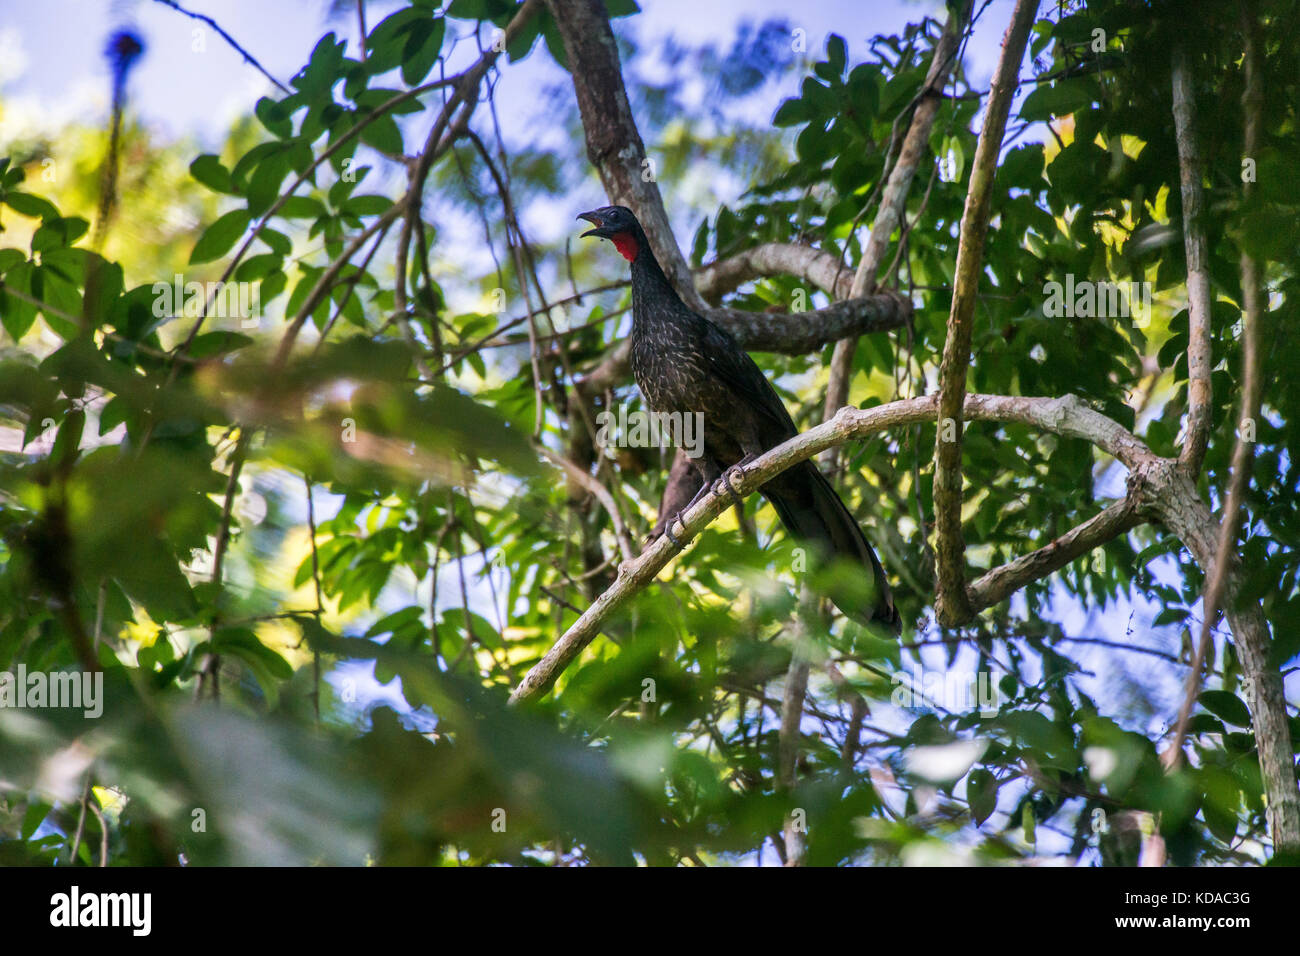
[763, 461, 899, 630]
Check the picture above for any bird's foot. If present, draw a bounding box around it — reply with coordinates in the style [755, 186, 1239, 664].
[712, 464, 749, 508]
[663, 513, 687, 548]
[648, 512, 687, 548]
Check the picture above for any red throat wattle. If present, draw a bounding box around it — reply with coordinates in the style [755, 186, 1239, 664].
[611, 230, 640, 262]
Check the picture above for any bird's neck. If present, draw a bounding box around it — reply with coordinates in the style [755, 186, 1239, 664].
[629, 240, 679, 318]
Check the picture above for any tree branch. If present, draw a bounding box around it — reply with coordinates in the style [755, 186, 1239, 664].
[1128, 455, 1300, 853]
[696, 242, 856, 302]
[547, 0, 705, 311]
[1170, 42, 1214, 475]
[1167, 5, 1265, 772]
[574, 294, 910, 396]
[509, 391, 1155, 703]
[932, 0, 1039, 626]
[967, 500, 1143, 612]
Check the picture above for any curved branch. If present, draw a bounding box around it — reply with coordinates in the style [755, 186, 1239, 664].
[968, 500, 1143, 612]
[710, 294, 910, 355]
[932, 0, 1039, 626]
[696, 242, 855, 302]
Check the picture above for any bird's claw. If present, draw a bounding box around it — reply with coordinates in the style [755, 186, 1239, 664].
[663, 513, 686, 548]
[713, 465, 748, 507]
[649, 511, 687, 548]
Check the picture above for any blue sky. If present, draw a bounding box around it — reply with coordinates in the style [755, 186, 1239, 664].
[4, 1, 1018, 142]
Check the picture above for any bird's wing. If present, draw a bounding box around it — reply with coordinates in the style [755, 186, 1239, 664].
[697, 315, 799, 436]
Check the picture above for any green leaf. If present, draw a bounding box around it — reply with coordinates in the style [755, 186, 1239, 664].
[21, 801, 51, 840]
[967, 768, 998, 826]
[190, 209, 252, 264]
[260, 269, 287, 305]
[825, 34, 847, 77]
[401, 17, 445, 86]
[1198, 690, 1251, 728]
[235, 253, 284, 282]
[189, 331, 254, 359]
[772, 97, 810, 128]
[31, 216, 89, 252]
[190, 154, 235, 194]
[0, 261, 37, 339]
[359, 114, 403, 155]
[365, 7, 428, 74]
[1021, 77, 1099, 122]
[445, 0, 517, 19]
[246, 152, 292, 218]
[0, 248, 26, 273]
[260, 227, 293, 257]
[256, 96, 295, 138]
[278, 196, 327, 219]
[212, 627, 294, 680]
[340, 194, 392, 217]
[4, 191, 59, 220]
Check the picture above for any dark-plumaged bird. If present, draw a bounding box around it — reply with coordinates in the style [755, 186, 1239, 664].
[578, 204, 899, 629]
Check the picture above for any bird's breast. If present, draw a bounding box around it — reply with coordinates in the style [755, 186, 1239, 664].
[629, 329, 709, 414]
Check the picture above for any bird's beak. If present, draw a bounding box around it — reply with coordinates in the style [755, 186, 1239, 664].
[577, 210, 604, 238]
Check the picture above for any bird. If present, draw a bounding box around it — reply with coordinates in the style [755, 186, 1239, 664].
[577, 204, 899, 629]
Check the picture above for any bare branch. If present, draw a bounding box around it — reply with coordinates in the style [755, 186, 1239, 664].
[1171, 43, 1214, 475]
[696, 243, 856, 302]
[968, 500, 1143, 612]
[932, 0, 1039, 626]
[152, 0, 291, 94]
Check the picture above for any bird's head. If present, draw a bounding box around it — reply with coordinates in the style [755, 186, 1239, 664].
[577, 205, 644, 262]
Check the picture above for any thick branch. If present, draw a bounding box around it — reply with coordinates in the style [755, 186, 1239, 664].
[711, 294, 909, 355]
[932, 0, 1038, 626]
[547, 0, 705, 311]
[1170, 43, 1214, 475]
[696, 242, 855, 302]
[1129, 457, 1300, 853]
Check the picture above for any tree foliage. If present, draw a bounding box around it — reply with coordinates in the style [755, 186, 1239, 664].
[0, 0, 1297, 866]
